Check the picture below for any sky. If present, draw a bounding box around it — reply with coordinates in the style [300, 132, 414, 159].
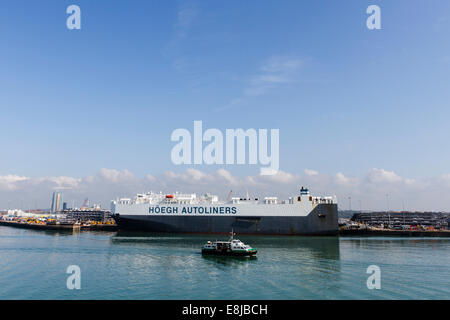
[1, 0, 450, 211]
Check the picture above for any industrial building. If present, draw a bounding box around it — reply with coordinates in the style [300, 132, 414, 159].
[351, 211, 449, 230]
[63, 209, 111, 222]
[50, 192, 63, 213]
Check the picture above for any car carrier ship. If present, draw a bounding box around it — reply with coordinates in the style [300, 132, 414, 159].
[111, 187, 338, 235]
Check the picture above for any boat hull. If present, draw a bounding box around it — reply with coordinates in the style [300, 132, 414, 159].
[201, 249, 257, 256]
[113, 204, 338, 236]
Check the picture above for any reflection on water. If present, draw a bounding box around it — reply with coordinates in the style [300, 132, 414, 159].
[201, 254, 258, 266]
[1, 226, 449, 300]
[112, 231, 340, 260]
[111, 232, 341, 276]
[110, 231, 342, 296]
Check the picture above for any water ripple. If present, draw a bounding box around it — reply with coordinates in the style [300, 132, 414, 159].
[0, 227, 449, 299]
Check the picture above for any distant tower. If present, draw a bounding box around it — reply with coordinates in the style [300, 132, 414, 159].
[51, 192, 63, 213]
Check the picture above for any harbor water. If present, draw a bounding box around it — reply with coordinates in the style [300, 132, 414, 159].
[0, 226, 449, 299]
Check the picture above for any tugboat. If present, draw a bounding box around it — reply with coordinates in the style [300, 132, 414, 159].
[201, 231, 257, 256]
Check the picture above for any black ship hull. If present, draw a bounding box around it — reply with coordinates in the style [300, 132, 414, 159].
[113, 204, 338, 236]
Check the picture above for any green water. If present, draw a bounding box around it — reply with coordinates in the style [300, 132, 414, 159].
[0, 226, 449, 299]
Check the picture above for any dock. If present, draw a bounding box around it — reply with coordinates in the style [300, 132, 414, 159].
[0, 220, 118, 231]
[339, 227, 450, 237]
[0, 220, 79, 231]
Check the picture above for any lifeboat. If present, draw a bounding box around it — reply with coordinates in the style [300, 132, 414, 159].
[165, 194, 174, 199]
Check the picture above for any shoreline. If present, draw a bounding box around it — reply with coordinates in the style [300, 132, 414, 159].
[1, 219, 449, 237]
[0, 220, 118, 231]
[339, 228, 450, 237]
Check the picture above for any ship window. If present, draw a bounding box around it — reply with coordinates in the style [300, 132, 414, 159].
[297, 196, 301, 201]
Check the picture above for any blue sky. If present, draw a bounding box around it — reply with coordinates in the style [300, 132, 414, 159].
[1, 1, 450, 210]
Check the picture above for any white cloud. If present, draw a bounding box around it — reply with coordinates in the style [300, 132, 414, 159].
[43, 176, 81, 189]
[366, 168, 402, 184]
[260, 56, 303, 73]
[0, 175, 29, 191]
[216, 169, 239, 185]
[2, 168, 450, 212]
[245, 56, 304, 97]
[335, 172, 359, 187]
[439, 174, 450, 187]
[98, 168, 135, 183]
[185, 168, 208, 181]
[163, 169, 207, 182]
[163, 168, 239, 186]
[304, 169, 319, 176]
[175, 5, 198, 38]
[163, 4, 200, 72]
[219, 56, 305, 110]
[256, 170, 297, 184]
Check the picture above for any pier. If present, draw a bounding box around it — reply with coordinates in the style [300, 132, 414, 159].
[339, 227, 450, 237]
[0, 220, 117, 231]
